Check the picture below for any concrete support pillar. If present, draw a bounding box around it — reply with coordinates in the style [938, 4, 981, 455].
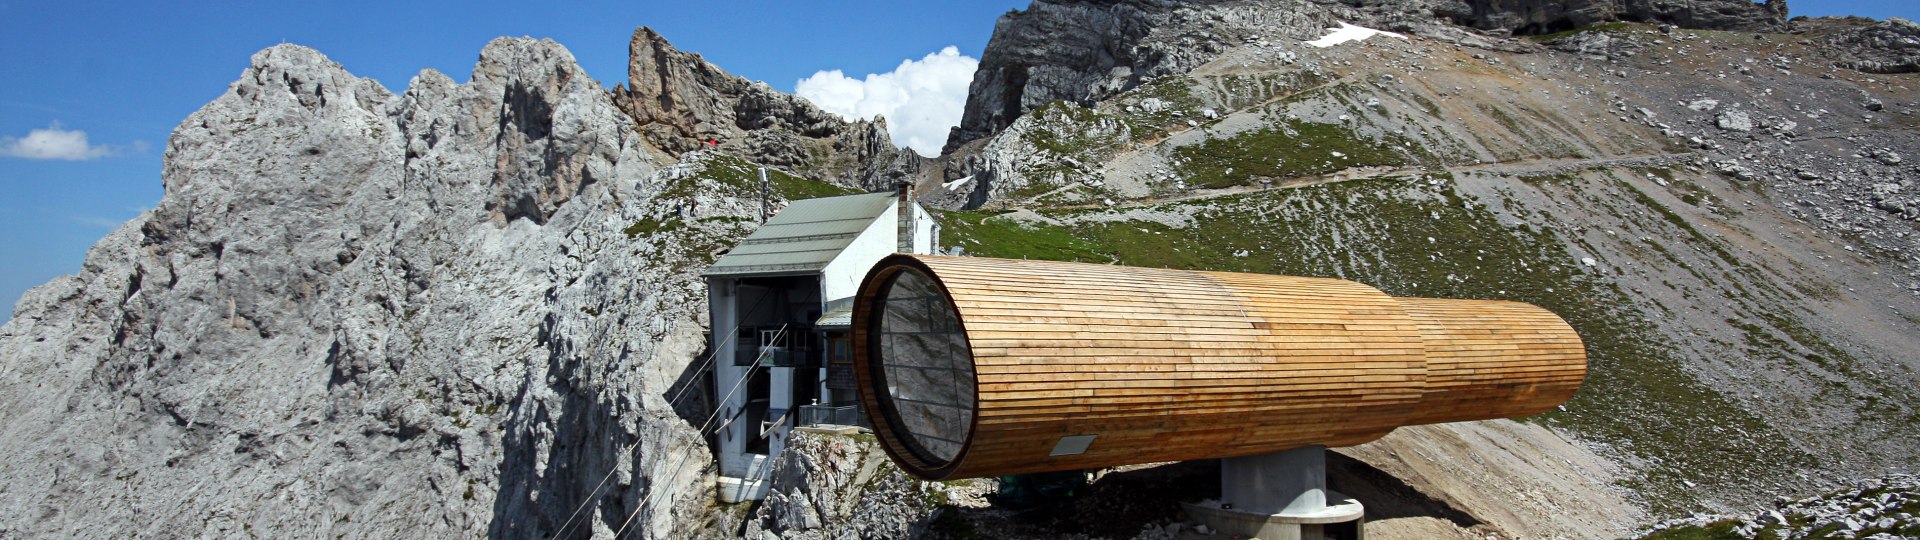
[1224, 445, 1328, 515]
[1183, 446, 1365, 540]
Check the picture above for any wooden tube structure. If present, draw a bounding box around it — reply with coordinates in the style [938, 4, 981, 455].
[851, 255, 1586, 481]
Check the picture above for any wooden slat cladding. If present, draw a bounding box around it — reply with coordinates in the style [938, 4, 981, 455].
[852, 255, 1588, 481]
[1397, 298, 1587, 425]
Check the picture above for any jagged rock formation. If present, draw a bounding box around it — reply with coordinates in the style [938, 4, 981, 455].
[0, 37, 819, 539]
[618, 27, 927, 191]
[730, 432, 946, 539]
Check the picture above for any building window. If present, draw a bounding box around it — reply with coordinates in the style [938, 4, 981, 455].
[829, 334, 852, 365]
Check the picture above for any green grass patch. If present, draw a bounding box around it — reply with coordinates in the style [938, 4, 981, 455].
[1173, 119, 1426, 188]
[936, 210, 1108, 262]
[624, 217, 682, 238]
[1027, 101, 1106, 152]
[1117, 76, 1207, 140]
[658, 154, 860, 203]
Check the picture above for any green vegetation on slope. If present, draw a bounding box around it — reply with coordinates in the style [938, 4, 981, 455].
[938, 211, 1108, 262]
[1173, 119, 1427, 188]
[687, 154, 863, 201]
[630, 154, 860, 273]
[1004, 71, 1344, 202]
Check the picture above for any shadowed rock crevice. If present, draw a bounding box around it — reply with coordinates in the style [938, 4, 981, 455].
[487, 355, 634, 540]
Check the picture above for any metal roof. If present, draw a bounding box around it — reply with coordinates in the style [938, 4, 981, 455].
[816, 304, 854, 328]
[816, 297, 856, 328]
[703, 192, 895, 277]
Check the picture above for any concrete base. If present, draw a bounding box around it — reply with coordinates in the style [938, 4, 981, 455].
[1182, 493, 1364, 540]
[716, 475, 770, 504]
[1187, 446, 1365, 540]
[716, 454, 772, 503]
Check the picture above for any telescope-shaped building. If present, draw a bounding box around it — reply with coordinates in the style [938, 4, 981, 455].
[851, 255, 1588, 481]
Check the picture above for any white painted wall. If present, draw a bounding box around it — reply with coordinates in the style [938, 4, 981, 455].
[707, 279, 751, 478]
[768, 367, 793, 465]
[820, 201, 941, 303]
[821, 205, 900, 302]
[912, 203, 939, 254]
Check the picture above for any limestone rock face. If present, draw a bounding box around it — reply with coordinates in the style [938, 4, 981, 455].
[0, 39, 733, 539]
[1419, 0, 1617, 34]
[1377, 0, 1788, 34]
[735, 432, 944, 540]
[1615, 0, 1788, 32]
[619, 27, 928, 191]
[1823, 17, 1920, 74]
[945, 0, 1337, 154]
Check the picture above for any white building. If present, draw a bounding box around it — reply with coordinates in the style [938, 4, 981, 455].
[703, 186, 939, 503]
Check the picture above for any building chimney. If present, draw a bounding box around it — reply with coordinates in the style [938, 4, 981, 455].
[896, 182, 913, 254]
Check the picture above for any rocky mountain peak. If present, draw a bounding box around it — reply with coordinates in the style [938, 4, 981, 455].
[469, 37, 610, 225]
[617, 26, 928, 190]
[164, 44, 393, 194]
[0, 34, 742, 538]
[474, 36, 590, 91]
[944, 0, 1330, 154]
[1821, 16, 1920, 73]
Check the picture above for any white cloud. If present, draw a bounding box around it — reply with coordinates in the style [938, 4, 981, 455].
[0, 122, 120, 160]
[796, 46, 978, 158]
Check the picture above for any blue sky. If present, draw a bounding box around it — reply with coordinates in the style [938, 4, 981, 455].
[0, 0, 1913, 325]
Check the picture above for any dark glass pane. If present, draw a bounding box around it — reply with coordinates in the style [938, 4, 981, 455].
[872, 269, 976, 464]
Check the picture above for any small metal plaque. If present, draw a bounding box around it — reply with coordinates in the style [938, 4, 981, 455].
[1050, 435, 1097, 456]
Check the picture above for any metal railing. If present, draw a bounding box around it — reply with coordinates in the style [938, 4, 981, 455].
[736, 346, 813, 367]
[797, 403, 867, 428]
[732, 324, 818, 367]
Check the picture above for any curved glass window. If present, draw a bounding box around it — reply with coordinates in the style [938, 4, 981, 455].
[869, 268, 976, 465]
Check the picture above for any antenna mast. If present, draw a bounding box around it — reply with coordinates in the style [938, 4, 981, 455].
[758, 167, 770, 223]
